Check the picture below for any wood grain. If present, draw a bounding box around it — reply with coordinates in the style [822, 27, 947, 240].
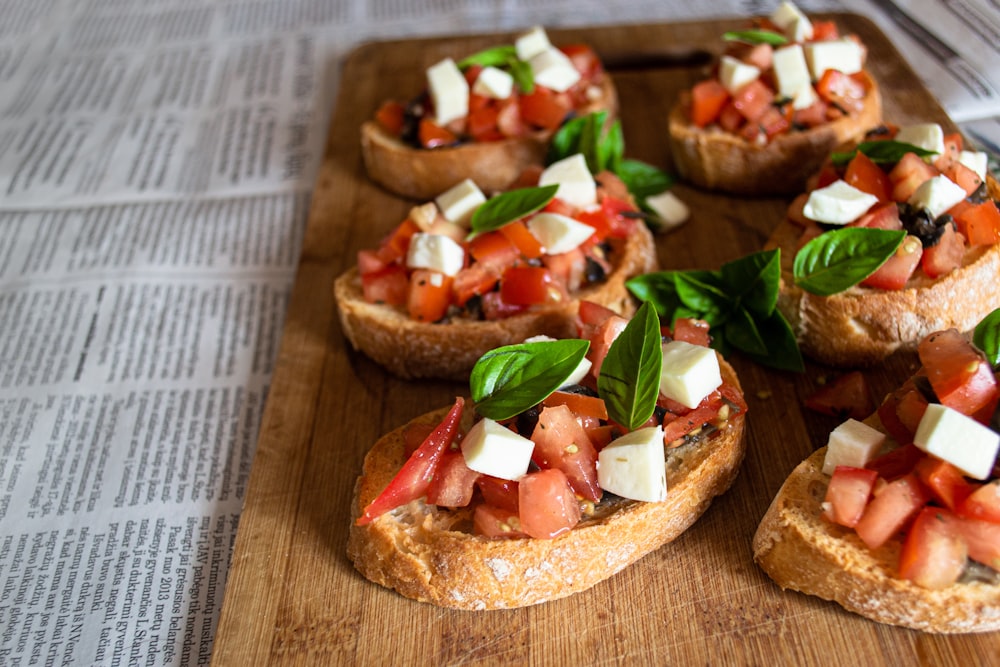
[211, 15, 1000, 665]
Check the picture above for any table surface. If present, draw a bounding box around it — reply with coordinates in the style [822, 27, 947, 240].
[211, 14, 1000, 665]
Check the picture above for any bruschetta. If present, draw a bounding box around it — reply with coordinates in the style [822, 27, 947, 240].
[362, 26, 618, 200]
[348, 301, 748, 609]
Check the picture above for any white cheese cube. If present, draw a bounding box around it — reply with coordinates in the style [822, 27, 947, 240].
[527, 212, 595, 254]
[822, 419, 887, 475]
[597, 426, 667, 502]
[405, 233, 466, 276]
[772, 45, 811, 99]
[959, 150, 988, 181]
[786, 15, 814, 42]
[803, 179, 878, 225]
[771, 1, 813, 41]
[914, 403, 1000, 480]
[529, 47, 580, 93]
[461, 418, 535, 481]
[539, 153, 597, 208]
[434, 178, 486, 226]
[804, 39, 863, 79]
[427, 57, 469, 126]
[659, 340, 722, 410]
[472, 66, 514, 99]
[523, 335, 593, 385]
[644, 189, 689, 230]
[907, 174, 967, 218]
[895, 123, 945, 157]
[515, 25, 551, 61]
[718, 55, 761, 94]
[791, 83, 818, 110]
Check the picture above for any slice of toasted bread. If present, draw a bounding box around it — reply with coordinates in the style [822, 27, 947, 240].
[667, 72, 882, 196]
[767, 177, 1000, 367]
[361, 76, 618, 200]
[753, 446, 1000, 633]
[347, 357, 746, 610]
[334, 220, 657, 380]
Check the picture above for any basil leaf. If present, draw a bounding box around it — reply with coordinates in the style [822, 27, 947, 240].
[723, 29, 788, 46]
[973, 307, 1000, 368]
[597, 301, 662, 430]
[548, 113, 591, 163]
[471, 339, 590, 420]
[675, 271, 730, 324]
[738, 309, 804, 372]
[458, 45, 517, 69]
[794, 228, 906, 296]
[830, 140, 938, 167]
[626, 273, 685, 320]
[469, 184, 558, 235]
[508, 58, 534, 93]
[721, 248, 780, 316]
[618, 158, 674, 199]
[724, 307, 768, 357]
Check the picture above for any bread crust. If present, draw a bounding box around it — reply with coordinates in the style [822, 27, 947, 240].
[334, 220, 657, 380]
[753, 447, 1000, 633]
[362, 76, 618, 200]
[767, 177, 1000, 367]
[667, 72, 882, 196]
[348, 358, 746, 610]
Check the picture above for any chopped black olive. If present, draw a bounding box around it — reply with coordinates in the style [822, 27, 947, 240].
[516, 406, 541, 436]
[584, 256, 607, 283]
[899, 203, 951, 247]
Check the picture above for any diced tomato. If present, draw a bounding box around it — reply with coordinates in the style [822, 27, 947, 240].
[811, 20, 840, 40]
[918, 328, 999, 417]
[407, 269, 453, 322]
[375, 219, 420, 264]
[561, 44, 603, 80]
[598, 195, 638, 238]
[496, 97, 525, 137]
[866, 444, 924, 481]
[717, 100, 744, 133]
[920, 223, 966, 278]
[418, 118, 458, 148]
[480, 290, 528, 320]
[577, 299, 618, 329]
[356, 397, 465, 525]
[793, 99, 830, 129]
[500, 265, 561, 306]
[958, 480, 1000, 523]
[852, 201, 902, 230]
[759, 104, 791, 138]
[824, 466, 879, 528]
[690, 79, 730, 127]
[915, 455, 976, 510]
[933, 132, 964, 171]
[671, 318, 712, 347]
[473, 504, 528, 538]
[804, 371, 874, 421]
[952, 514, 1000, 569]
[517, 468, 582, 539]
[476, 476, 520, 514]
[374, 100, 406, 136]
[662, 391, 725, 447]
[731, 79, 773, 123]
[467, 105, 504, 142]
[888, 152, 937, 202]
[854, 473, 930, 549]
[898, 507, 967, 589]
[815, 70, 867, 114]
[426, 451, 480, 507]
[530, 404, 601, 502]
[543, 197, 576, 217]
[942, 161, 983, 197]
[744, 43, 774, 70]
[451, 264, 498, 306]
[542, 391, 608, 422]
[357, 249, 390, 276]
[844, 151, 892, 202]
[953, 200, 1000, 246]
[403, 421, 436, 457]
[519, 86, 572, 130]
[499, 220, 544, 259]
[584, 424, 617, 450]
[468, 230, 520, 269]
[361, 264, 409, 306]
[543, 246, 589, 293]
[584, 312, 628, 376]
[860, 235, 922, 290]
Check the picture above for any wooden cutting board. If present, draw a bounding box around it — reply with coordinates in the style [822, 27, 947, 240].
[211, 15, 999, 665]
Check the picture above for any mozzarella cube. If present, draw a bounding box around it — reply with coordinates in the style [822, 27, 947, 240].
[527, 212, 595, 254]
[529, 47, 580, 93]
[718, 55, 761, 94]
[644, 189, 689, 230]
[523, 335, 593, 386]
[803, 179, 878, 225]
[427, 58, 469, 126]
[472, 66, 514, 99]
[804, 39, 864, 79]
[515, 25, 551, 61]
[405, 233, 465, 276]
[772, 45, 811, 99]
[771, 1, 813, 41]
[461, 418, 535, 481]
[907, 174, 967, 218]
[959, 150, 988, 181]
[659, 340, 721, 410]
[914, 403, 1000, 480]
[822, 419, 887, 475]
[786, 15, 814, 42]
[539, 153, 596, 208]
[895, 123, 945, 157]
[791, 83, 817, 110]
[434, 178, 486, 226]
[597, 426, 667, 502]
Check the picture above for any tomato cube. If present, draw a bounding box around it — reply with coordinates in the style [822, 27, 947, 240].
[690, 79, 730, 127]
[888, 152, 937, 202]
[920, 222, 966, 279]
[473, 504, 528, 538]
[898, 507, 967, 589]
[915, 455, 976, 510]
[954, 514, 1000, 568]
[407, 269, 453, 322]
[824, 466, 879, 528]
[958, 480, 1000, 524]
[804, 371, 874, 421]
[671, 318, 712, 347]
[954, 200, 1000, 246]
[374, 100, 406, 136]
[732, 79, 774, 123]
[866, 444, 924, 480]
[860, 236, 922, 290]
[426, 451, 480, 507]
[520, 86, 572, 130]
[530, 405, 601, 501]
[499, 220, 544, 259]
[476, 476, 520, 514]
[852, 201, 902, 230]
[854, 473, 930, 549]
[361, 264, 409, 306]
[845, 151, 892, 202]
[418, 118, 458, 148]
[518, 468, 582, 539]
[918, 328, 999, 416]
[500, 265, 560, 306]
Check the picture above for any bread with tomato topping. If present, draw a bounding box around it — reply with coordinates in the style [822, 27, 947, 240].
[347, 356, 746, 610]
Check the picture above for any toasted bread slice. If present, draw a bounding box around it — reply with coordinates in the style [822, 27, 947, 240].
[334, 220, 656, 380]
[753, 446, 1000, 633]
[347, 357, 746, 610]
[667, 72, 882, 196]
[362, 76, 618, 200]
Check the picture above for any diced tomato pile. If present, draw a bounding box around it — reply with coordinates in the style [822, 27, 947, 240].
[359, 174, 638, 323]
[374, 44, 606, 149]
[821, 329, 1000, 588]
[357, 303, 747, 539]
[788, 126, 1000, 290]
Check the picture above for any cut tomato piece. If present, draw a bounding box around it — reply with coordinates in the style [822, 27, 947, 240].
[690, 79, 730, 127]
[542, 391, 608, 422]
[815, 69, 866, 114]
[584, 311, 629, 377]
[953, 514, 1000, 569]
[860, 235, 922, 290]
[519, 86, 572, 130]
[854, 473, 930, 549]
[845, 150, 892, 202]
[918, 328, 999, 417]
[376, 219, 420, 264]
[468, 230, 520, 269]
[661, 391, 725, 447]
[499, 220, 544, 259]
[942, 160, 983, 197]
[731, 79, 773, 123]
[500, 265, 561, 305]
[361, 264, 409, 306]
[804, 371, 874, 421]
[953, 200, 1000, 246]
[517, 468, 582, 539]
[811, 19, 839, 40]
[920, 222, 966, 278]
[898, 507, 967, 589]
[426, 451, 480, 507]
[473, 504, 528, 538]
[852, 201, 902, 230]
[824, 466, 879, 528]
[888, 152, 937, 202]
[958, 480, 1000, 523]
[530, 404, 601, 502]
[467, 104, 503, 142]
[915, 455, 975, 510]
[451, 264, 498, 306]
[480, 290, 528, 320]
[670, 318, 712, 347]
[418, 118, 458, 148]
[374, 100, 406, 135]
[407, 269, 453, 322]
[476, 476, 519, 514]
[866, 444, 924, 481]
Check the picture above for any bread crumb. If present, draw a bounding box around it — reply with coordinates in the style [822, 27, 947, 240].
[486, 558, 513, 581]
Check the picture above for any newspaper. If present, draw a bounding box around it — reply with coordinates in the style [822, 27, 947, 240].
[0, 0, 996, 664]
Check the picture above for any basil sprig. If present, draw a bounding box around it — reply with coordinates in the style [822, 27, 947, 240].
[596, 301, 662, 430]
[830, 140, 938, 167]
[469, 184, 558, 236]
[627, 250, 804, 372]
[722, 29, 788, 46]
[973, 308, 1000, 369]
[793, 228, 906, 296]
[458, 45, 534, 93]
[470, 339, 590, 420]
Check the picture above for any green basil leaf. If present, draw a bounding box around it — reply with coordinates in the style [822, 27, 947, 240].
[597, 301, 662, 430]
[675, 271, 730, 322]
[508, 58, 534, 93]
[721, 249, 780, 317]
[626, 273, 685, 319]
[458, 45, 517, 69]
[619, 159, 674, 199]
[469, 184, 558, 235]
[548, 113, 590, 163]
[793, 228, 906, 296]
[471, 339, 590, 420]
[735, 309, 804, 372]
[723, 29, 788, 46]
[973, 307, 1000, 368]
[723, 307, 768, 357]
[830, 140, 938, 167]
